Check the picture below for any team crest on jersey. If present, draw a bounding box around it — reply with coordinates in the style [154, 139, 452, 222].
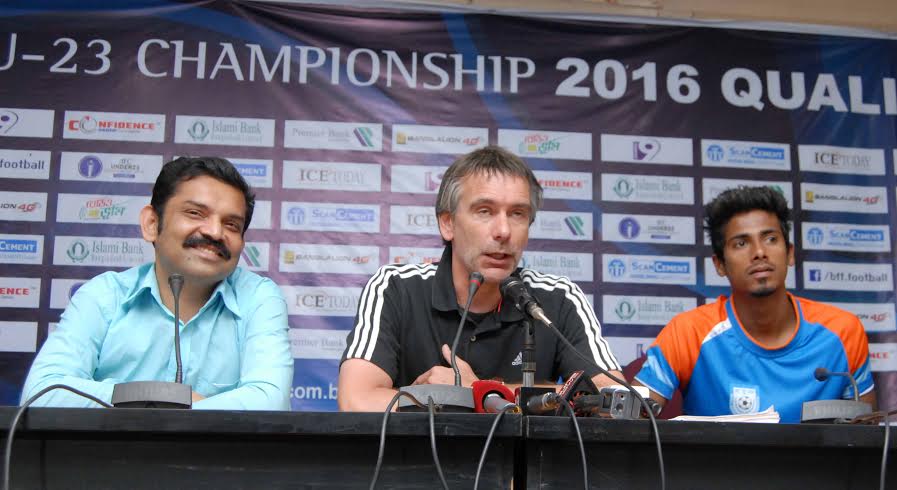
[729, 386, 759, 414]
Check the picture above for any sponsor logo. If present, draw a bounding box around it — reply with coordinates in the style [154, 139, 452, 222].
[56, 194, 145, 224]
[602, 174, 695, 205]
[602, 213, 695, 244]
[283, 161, 381, 192]
[601, 134, 693, 165]
[174, 115, 274, 147]
[63, 110, 165, 142]
[520, 251, 594, 282]
[231, 159, 273, 188]
[530, 212, 592, 241]
[869, 343, 897, 372]
[239, 242, 269, 272]
[0, 191, 47, 222]
[284, 121, 383, 151]
[533, 170, 592, 200]
[803, 261, 893, 292]
[281, 202, 380, 233]
[0, 322, 38, 352]
[0, 108, 54, 138]
[49, 279, 87, 309]
[389, 206, 439, 235]
[53, 236, 153, 267]
[603, 254, 696, 285]
[281, 286, 362, 317]
[389, 247, 443, 265]
[618, 217, 640, 239]
[602, 295, 697, 325]
[0, 235, 43, 264]
[389, 165, 447, 194]
[498, 129, 592, 160]
[798, 145, 885, 176]
[801, 183, 887, 214]
[280, 243, 379, 274]
[802, 222, 890, 253]
[0, 149, 51, 179]
[730, 386, 759, 414]
[830, 302, 896, 333]
[289, 328, 348, 360]
[703, 178, 793, 208]
[60, 152, 163, 183]
[0, 277, 40, 308]
[701, 139, 791, 170]
[392, 124, 488, 154]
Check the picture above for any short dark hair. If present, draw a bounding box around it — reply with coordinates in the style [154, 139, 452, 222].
[150, 156, 255, 233]
[704, 185, 791, 262]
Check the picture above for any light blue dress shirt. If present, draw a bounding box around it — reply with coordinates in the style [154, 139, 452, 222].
[21, 263, 294, 410]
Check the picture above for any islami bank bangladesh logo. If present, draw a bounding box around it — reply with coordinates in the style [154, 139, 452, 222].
[0, 110, 19, 134]
[564, 216, 586, 236]
[608, 259, 626, 278]
[66, 240, 90, 263]
[187, 120, 210, 141]
[614, 299, 637, 320]
[613, 178, 634, 198]
[353, 127, 375, 147]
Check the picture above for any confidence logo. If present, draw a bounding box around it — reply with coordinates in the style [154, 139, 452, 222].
[242, 245, 262, 268]
[0, 111, 18, 134]
[807, 227, 824, 246]
[613, 178, 634, 198]
[78, 155, 103, 178]
[633, 139, 660, 161]
[564, 216, 586, 236]
[70, 115, 98, 134]
[614, 299, 637, 320]
[187, 120, 209, 141]
[619, 217, 640, 239]
[354, 127, 375, 147]
[608, 259, 626, 278]
[66, 240, 90, 263]
[706, 144, 724, 162]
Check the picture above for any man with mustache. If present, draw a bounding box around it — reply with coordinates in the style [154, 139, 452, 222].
[635, 186, 876, 422]
[338, 146, 621, 411]
[22, 157, 293, 409]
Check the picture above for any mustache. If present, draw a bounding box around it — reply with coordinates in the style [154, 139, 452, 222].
[183, 235, 231, 260]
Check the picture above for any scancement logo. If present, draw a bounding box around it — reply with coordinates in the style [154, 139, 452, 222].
[60, 152, 163, 183]
[0, 234, 43, 264]
[174, 115, 274, 147]
[801, 222, 890, 253]
[231, 159, 273, 188]
[869, 343, 897, 372]
[801, 183, 887, 214]
[248, 200, 272, 230]
[520, 251, 593, 282]
[56, 194, 146, 225]
[280, 286, 362, 317]
[388, 247, 443, 265]
[702, 178, 794, 208]
[603, 254, 696, 285]
[798, 145, 885, 176]
[390, 165, 447, 194]
[64, 110, 165, 142]
[530, 211, 593, 241]
[284, 120, 383, 151]
[283, 161, 382, 192]
[602, 295, 696, 326]
[534, 170, 592, 201]
[804, 261, 893, 292]
[53, 236, 153, 267]
[50, 278, 88, 309]
[392, 124, 488, 154]
[497, 129, 592, 161]
[601, 173, 694, 205]
[702, 257, 796, 288]
[281, 202, 380, 233]
[829, 302, 896, 333]
[0, 149, 51, 180]
[0, 108, 54, 138]
[701, 139, 791, 171]
[389, 205, 439, 235]
[290, 328, 348, 360]
[239, 242, 270, 272]
[602, 213, 695, 244]
[0, 191, 47, 222]
[601, 134, 693, 166]
[0, 277, 40, 308]
[0, 322, 38, 352]
[280, 243, 380, 275]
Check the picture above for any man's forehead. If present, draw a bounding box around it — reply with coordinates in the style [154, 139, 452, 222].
[723, 210, 782, 238]
[458, 171, 529, 196]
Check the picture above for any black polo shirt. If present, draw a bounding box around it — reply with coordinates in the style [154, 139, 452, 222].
[342, 246, 620, 387]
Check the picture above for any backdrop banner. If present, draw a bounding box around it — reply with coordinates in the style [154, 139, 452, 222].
[0, 1, 895, 412]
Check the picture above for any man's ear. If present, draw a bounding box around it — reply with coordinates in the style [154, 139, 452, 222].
[711, 253, 727, 277]
[140, 205, 160, 243]
[437, 211, 454, 243]
[787, 242, 795, 267]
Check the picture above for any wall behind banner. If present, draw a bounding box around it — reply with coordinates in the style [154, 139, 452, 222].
[0, 1, 895, 412]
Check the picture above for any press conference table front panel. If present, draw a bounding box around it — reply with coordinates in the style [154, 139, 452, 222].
[1, 407, 894, 489]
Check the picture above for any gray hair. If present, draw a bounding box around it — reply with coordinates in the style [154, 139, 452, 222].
[435, 145, 543, 224]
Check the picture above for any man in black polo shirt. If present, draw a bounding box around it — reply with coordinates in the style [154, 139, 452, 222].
[338, 145, 621, 411]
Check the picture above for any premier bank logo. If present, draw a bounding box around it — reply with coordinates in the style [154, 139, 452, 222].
[284, 121, 382, 151]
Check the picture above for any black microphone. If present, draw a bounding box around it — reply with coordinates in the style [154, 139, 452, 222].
[168, 274, 185, 384]
[451, 272, 484, 386]
[499, 276, 554, 327]
[814, 367, 860, 402]
[526, 391, 562, 414]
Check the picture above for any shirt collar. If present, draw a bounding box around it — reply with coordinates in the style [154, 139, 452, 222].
[121, 262, 242, 319]
[431, 245, 525, 323]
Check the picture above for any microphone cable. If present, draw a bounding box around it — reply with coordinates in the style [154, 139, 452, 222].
[4, 384, 113, 490]
[551, 392, 589, 490]
[369, 389, 425, 490]
[427, 397, 450, 490]
[473, 403, 517, 490]
[850, 407, 897, 490]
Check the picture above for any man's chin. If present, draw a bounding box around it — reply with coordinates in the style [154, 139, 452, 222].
[749, 286, 777, 298]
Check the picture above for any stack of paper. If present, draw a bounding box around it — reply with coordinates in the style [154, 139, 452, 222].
[670, 406, 780, 423]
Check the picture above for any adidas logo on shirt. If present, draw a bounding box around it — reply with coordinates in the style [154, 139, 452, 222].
[512, 352, 522, 366]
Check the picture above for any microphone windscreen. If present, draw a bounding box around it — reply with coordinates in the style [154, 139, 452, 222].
[814, 367, 830, 381]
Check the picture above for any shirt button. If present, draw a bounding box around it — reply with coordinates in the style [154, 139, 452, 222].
[470, 335, 477, 342]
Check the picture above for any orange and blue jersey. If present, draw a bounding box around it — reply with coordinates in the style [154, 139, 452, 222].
[635, 294, 874, 423]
